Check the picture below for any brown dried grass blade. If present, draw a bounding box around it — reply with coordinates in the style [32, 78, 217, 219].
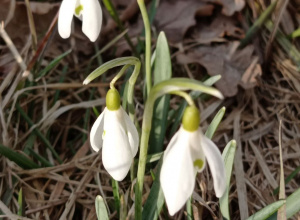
[233, 112, 249, 219]
[277, 119, 286, 220]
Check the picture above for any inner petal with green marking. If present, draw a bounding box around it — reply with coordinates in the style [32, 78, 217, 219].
[194, 159, 204, 170]
[75, 4, 83, 16]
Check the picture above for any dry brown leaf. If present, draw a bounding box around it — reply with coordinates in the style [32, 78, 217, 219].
[219, 0, 245, 16]
[154, 0, 215, 43]
[176, 42, 257, 97]
[192, 14, 245, 44]
[240, 57, 262, 89]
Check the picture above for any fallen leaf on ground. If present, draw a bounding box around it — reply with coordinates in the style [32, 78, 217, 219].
[176, 42, 259, 97]
[191, 14, 245, 44]
[219, 0, 245, 16]
[154, 0, 215, 43]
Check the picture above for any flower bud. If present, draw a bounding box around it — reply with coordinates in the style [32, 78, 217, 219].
[106, 88, 121, 111]
[182, 106, 200, 132]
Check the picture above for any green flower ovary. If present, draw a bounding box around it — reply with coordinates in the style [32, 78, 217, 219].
[106, 88, 121, 111]
[182, 106, 200, 132]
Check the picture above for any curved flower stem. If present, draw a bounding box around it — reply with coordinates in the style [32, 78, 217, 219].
[128, 61, 141, 121]
[83, 57, 140, 85]
[135, 77, 224, 218]
[169, 91, 195, 107]
[137, 0, 152, 97]
[110, 64, 131, 89]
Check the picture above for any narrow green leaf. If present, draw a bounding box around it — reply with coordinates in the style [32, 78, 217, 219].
[16, 104, 62, 163]
[0, 144, 40, 169]
[273, 164, 300, 195]
[102, 0, 137, 56]
[290, 28, 300, 39]
[247, 200, 286, 220]
[142, 158, 164, 220]
[53, 65, 68, 105]
[205, 107, 226, 139]
[149, 32, 172, 154]
[95, 195, 109, 220]
[265, 20, 300, 68]
[112, 180, 120, 218]
[17, 188, 24, 216]
[28, 148, 53, 167]
[37, 49, 71, 79]
[220, 140, 237, 220]
[267, 188, 300, 219]
[186, 197, 193, 220]
[286, 188, 300, 218]
[239, 1, 277, 48]
[83, 57, 139, 84]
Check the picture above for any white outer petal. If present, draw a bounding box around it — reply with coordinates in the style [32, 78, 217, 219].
[200, 132, 226, 198]
[160, 127, 195, 216]
[58, 0, 76, 39]
[189, 128, 206, 173]
[90, 109, 105, 152]
[121, 107, 139, 157]
[102, 109, 133, 181]
[81, 0, 102, 42]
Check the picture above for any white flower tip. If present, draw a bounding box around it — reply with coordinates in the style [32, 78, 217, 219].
[168, 205, 179, 216]
[81, 0, 102, 42]
[86, 33, 99, 42]
[109, 170, 127, 181]
[215, 184, 226, 198]
[58, 30, 70, 39]
[91, 144, 100, 153]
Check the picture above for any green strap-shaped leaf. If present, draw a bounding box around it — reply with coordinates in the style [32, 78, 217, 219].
[205, 107, 226, 139]
[220, 140, 237, 220]
[267, 187, 300, 219]
[95, 195, 109, 220]
[247, 200, 286, 220]
[149, 32, 172, 154]
[37, 49, 72, 79]
[17, 188, 24, 216]
[142, 158, 164, 220]
[0, 144, 40, 169]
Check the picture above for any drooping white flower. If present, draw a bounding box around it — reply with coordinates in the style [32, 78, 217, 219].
[160, 106, 226, 216]
[90, 89, 139, 181]
[58, 0, 102, 42]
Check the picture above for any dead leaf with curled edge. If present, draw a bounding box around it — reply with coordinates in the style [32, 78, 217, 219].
[191, 14, 245, 44]
[154, 0, 215, 43]
[219, 0, 245, 16]
[176, 42, 260, 97]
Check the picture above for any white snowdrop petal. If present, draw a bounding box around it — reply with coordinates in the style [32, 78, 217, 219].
[200, 133, 226, 198]
[81, 0, 102, 42]
[189, 128, 206, 173]
[121, 107, 139, 156]
[102, 109, 133, 181]
[160, 128, 195, 216]
[58, 0, 76, 39]
[90, 109, 105, 152]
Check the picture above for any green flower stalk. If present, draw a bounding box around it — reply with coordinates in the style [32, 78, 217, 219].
[134, 77, 223, 218]
[137, 0, 152, 96]
[83, 57, 141, 180]
[160, 105, 226, 215]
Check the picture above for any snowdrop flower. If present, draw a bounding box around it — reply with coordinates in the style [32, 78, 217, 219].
[58, 0, 102, 42]
[90, 88, 139, 181]
[160, 106, 226, 216]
